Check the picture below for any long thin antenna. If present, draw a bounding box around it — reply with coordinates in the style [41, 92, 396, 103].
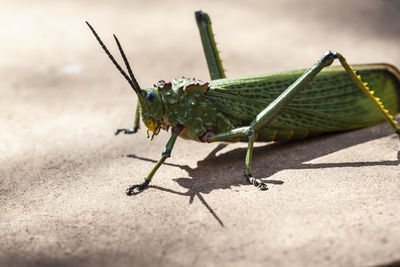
[113, 34, 141, 92]
[85, 21, 140, 94]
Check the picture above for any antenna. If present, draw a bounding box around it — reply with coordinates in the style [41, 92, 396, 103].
[113, 34, 141, 92]
[86, 21, 141, 94]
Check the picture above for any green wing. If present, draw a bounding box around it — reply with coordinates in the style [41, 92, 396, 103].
[206, 64, 400, 141]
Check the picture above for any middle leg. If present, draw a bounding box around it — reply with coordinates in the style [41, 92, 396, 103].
[245, 127, 267, 190]
[206, 125, 267, 189]
[207, 51, 339, 188]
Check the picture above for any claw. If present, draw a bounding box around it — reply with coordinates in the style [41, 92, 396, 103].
[115, 128, 138, 135]
[126, 185, 137, 195]
[257, 183, 268, 190]
[126, 180, 150, 195]
[245, 173, 268, 191]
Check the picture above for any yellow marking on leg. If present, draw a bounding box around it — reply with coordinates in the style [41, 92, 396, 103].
[336, 53, 400, 132]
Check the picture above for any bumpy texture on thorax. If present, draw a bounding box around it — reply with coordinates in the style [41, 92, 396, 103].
[156, 78, 234, 140]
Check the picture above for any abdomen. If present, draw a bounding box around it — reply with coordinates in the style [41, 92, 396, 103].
[207, 64, 400, 141]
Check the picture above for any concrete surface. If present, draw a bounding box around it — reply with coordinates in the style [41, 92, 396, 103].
[1, 0, 399, 266]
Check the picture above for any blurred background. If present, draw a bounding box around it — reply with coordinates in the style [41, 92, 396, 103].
[1, 1, 399, 266]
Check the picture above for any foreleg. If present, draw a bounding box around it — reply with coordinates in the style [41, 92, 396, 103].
[126, 125, 183, 195]
[115, 104, 141, 135]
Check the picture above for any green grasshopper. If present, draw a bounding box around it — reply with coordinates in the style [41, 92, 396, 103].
[86, 11, 400, 195]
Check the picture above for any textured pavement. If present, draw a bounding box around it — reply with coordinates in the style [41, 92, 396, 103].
[1, 1, 400, 266]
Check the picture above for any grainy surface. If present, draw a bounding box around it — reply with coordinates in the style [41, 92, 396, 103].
[1, 1, 399, 266]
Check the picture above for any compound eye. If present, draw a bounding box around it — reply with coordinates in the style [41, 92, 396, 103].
[146, 92, 155, 102]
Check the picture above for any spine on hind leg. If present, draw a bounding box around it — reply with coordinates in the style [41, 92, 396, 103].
[349, 63, 400, 132]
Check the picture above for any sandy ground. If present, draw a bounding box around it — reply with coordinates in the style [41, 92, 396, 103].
[1, 0, 400, 266]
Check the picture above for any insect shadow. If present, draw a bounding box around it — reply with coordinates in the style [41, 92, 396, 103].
[127, 121, 399, 226]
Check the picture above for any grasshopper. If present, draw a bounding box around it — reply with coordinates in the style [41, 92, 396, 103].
[86, 11, 400, 195]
